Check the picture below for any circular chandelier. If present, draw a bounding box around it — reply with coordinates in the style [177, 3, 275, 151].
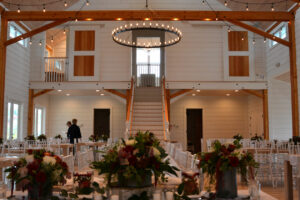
[112, 22, 183, 48]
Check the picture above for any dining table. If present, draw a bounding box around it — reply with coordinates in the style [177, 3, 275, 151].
[0, 156, 19, 181]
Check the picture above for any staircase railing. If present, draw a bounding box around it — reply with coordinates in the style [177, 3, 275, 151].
[125, 77, 135, 138]
[44, 57, 68, 82]
[161, 76, 170, 141]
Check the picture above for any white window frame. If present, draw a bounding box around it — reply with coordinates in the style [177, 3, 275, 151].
[6, 100, 23, 141]
[269, 24, 288, 49]
[34, 106, 46, 137]
[8, 22, 28, 48]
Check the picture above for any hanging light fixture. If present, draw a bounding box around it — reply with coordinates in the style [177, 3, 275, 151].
[111, 0, 182, 48]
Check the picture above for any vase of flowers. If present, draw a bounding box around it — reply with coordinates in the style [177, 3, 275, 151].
[198, 140, 258, 198]
[91, 131, 178, 188]
[5, 149, 70, 200]
[74, 172, 94, 195]
[89, 134, 100, 142]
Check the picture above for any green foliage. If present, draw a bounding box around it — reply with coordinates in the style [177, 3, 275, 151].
[24, 135, 35, 141]
[54, 134, 62, 139]
[91, 131, 178, 187]
[37, 134, 47, 141]
[251, 134, 263, 141]
[198, 140, 258, 185]
[128, 191, 150, 200]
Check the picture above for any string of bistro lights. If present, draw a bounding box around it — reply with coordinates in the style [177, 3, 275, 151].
[6, 0, 298, 46]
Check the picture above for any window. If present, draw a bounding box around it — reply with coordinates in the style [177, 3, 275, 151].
[6, 101, 22, 140]
[34, 107, 45, 137]
[270, 25, 287, 47]
[8, 23, 27, 47]
[136, 37, 161, 87]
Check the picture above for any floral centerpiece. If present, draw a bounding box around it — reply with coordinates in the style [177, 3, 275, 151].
[54, 134, 62, 140]
[251, 134, 263, 141]
[198, 140, 258, 198]
[174, 172, 200, 200]
[5, 149, 70, 200]
[290, 136, 300, 145]
[24, 135, 36, 141]
[89, 134, 100, 142]
[73, 172, 93, 194]
[37, 134, 47, 141]
[91, 131, 178, 188]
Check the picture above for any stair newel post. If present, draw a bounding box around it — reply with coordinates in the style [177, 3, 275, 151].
[125, 77, 135, 138]
[161, 77, 170, 141]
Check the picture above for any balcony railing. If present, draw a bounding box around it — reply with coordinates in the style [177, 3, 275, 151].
[44, 57, 68, 82]
[136, 63, 160, 87]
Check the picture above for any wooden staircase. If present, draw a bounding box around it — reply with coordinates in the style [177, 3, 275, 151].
[131, 88, 164, 141]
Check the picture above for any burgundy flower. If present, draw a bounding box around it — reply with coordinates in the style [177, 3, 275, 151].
[128, 155, 137, 166]
[204, 153, 212, 161]
[35, 171, 46, 183]
[221, 146, 230, 155]
[79, 180, 90, 189]
[27, 160, 40, 175]
[227, 144, 236, 152]
[27, 149, 33, 155]
[229, 156, 239, 167]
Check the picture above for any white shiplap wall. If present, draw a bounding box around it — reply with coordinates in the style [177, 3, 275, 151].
[4, 43, 30, 139]
[268, 79, 292, 140]
[46, 95, 126, 140]
[170, 95, 250, 150]
[30, 33, 45, 81]
[34, 94, 51, 135]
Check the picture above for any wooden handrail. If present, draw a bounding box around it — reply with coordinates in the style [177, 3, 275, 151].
[162, 77, 169, 123]
[126, 78, 134, 122]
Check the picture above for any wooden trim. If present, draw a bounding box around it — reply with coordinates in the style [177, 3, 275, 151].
[27, 89, 34, 136]
[126, 78, 134, 122]
[0, 15, 7, 138]
[263, 90, 269, 140]
[2, 10, 293, 21]
[290, 3, 300, 15]
[284, 161, 293, 200]
[242, 89, 263, 98]
[288, 20, 299, 137]
[266, 21, 281, 33]
[33, 89, 53, 98]
[105, 89, 127, 99]
[170, 89, 192, 99]
[5, 19, 68, 46]
[226, 19, 291, 47]
[163, 78, 170, 123]
[14, 21, 30, 32]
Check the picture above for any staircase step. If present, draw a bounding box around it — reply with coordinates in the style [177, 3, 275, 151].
[133, 117, 163, 122]
[134, 102, 162, 106]
[133, 112, 162, 117]
[132, 121, 163, 126]
[133, 109, 161, 114]
[134, 105, 162, 110]
[131, 125, 163, 131]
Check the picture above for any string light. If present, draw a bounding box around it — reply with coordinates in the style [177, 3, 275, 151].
[63, 28, 66, 34]
[17, 5, 21, 13]
[224, 0, 228, 6]
[86, 0, 90, 6]
[264, 38, 267, 43]
[246, 3, 249, 11]
[29, 38, 32, 45]
[202, 0, 205, 5]
[43, 4, 46, 12]
[241, 37, 244, 41]
[252, 39, 256, 45]
[39, 40, 42, 46]
[227, 26, 231, 32]
[75, 18, 78, 22]
[64, 1, 67, 7]
[271, 3, 275, 11]
[51, 36, 54, 43]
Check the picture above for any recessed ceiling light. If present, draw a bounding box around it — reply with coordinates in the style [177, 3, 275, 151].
[196, 90, 201, 92]
[96, 90, 100, 92]
[226, 93, 230, 96]
[66, 94, 70, 96]
[100, 93, 105, 96]
[172, 18, 179, 21]
[192, 93, 196, 96]
[234, 89, 239, 92]
[58, 90, 62, 92]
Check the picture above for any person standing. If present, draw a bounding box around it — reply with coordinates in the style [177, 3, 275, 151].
[70, 118, 82, 143]
[66, 121, 72, 140]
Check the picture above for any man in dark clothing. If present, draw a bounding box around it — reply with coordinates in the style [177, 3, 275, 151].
[67, 119, 82, 144]
[66, 121, 72, 140]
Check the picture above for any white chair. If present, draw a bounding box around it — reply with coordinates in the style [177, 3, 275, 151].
[62, 154, 75, 173]
[5, 140, 26, 157]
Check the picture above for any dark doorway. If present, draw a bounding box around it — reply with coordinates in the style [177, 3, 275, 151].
[186, 109, 203, 154]
[94, 109, 110, 138]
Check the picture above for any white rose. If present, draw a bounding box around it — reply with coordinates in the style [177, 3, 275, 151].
[125, 139, 135, 146]
[25, 155, 34, 163]
[43, 156, 56, 165]
[152, 147, 161, 157]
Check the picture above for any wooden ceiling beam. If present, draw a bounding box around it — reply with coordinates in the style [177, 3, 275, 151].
[5, 19, 68, 46]
[290, 3, 300, 15]
[242, 89, 263, 98]
[2, 10, 293, 21]
[266, 21, 282, 33]
[226, 19, 291, 47]
[14, 21, 30, 32]
[105, 89, 127, 99]
[170, 89, 192, 99]
[33, 89, 53, 98]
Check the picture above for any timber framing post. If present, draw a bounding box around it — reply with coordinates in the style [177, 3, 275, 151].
[263, 90, 269, 140]
[288, 19, 299, 137]
[27, 89, 34, 136]
[0, 14, 7, 138]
